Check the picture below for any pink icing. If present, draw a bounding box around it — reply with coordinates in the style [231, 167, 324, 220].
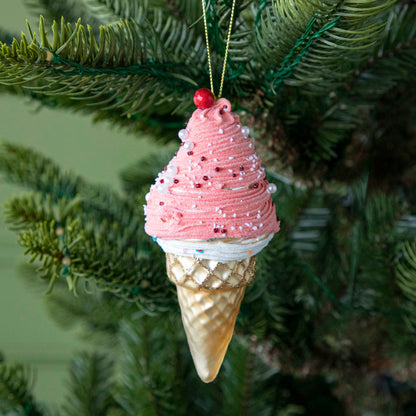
[144, 98, 280, 239]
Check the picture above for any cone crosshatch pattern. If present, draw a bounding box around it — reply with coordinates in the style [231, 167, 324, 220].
[166, 254, 257, 382]
[166, 253, 256, 290]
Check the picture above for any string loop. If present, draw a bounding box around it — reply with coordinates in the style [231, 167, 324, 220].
[202, 0, 237, 99]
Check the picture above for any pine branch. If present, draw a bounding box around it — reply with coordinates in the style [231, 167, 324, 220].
[116, 316, 187, 416]
[0, 143, 173, 309]
[44, 286, 137, 342]
[0, 143, 139, 234]
[0, 363, 44, 416]
[256, 0, 397, 94]
[62, 352, 119, 416]
[0, 15, 203, 123]
[395, 239, 416, 332]
[345, 3, 416, 98]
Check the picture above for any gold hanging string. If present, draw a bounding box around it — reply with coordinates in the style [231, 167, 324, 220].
[201, 0, 237, 99]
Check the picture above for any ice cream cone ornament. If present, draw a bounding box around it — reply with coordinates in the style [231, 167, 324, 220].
[143, 0, 280, 383]
[144, 92, 280, 382]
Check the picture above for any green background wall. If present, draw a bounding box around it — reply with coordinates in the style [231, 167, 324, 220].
[0, 2, 157, 406]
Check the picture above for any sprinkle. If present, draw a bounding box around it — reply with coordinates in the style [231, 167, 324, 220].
[260, 223, 263, 227]
[160, 179, 164, 183]
[195, 183, 201, 188]
[250, 168, 254, 171]
[209, 150, 213, 154]
[208, 143, 212, 146]
[188, 166, 191, 172]
[239, 166, 244, 171]
[208, 182, 212, 186]
[219, 128, 224, 134]
[213, 228, 219, 233]
[230, 138, 234, 142]
[232, 173, 237, 177]
[239, 177, 243, 180]
[187, 151, 193, 156]
[245, 223, 250, 226]
[159, 202, 164, 206]
[203, 176, 208, 181]
[253, 183, 259, 188]
[174, 179, 179, 184]
[229, 156, 234, 160]
[192, 204, 196, 208]
[239, 226, 243, 230]
[257, 214, 261, 219]
[233, 213, 236, 218]
[196, 249, 204, 253]
[228, 169, 233, 173]
[221, 229, 227, 233]
[152, 237, 157, 242]
[219, 209, 222, 214]
[215, 207, 220, 211]
[215, 167, 220, 172]
[231, 226, 236, 230]
[249, 143, 253, 148]
[200, 114, 205, 120]
[223, 213, 226, 217]
[247, 250, 253, 254]
[201, 156, 206, 161]
[214, 158, 218, 162]
[237, 124, 241, 128]
[253, 226, 258, 230]
[247, 213, 250, 216]
[198, 195, 202, 199]
[199, 221, 203, 224]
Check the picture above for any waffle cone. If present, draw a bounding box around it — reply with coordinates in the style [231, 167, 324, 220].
[166, 253, 256, 382]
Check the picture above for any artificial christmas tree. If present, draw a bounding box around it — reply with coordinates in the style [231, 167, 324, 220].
[1, 0, 416, 414]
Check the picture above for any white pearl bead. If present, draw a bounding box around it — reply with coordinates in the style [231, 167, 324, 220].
[184, 141, 194, 151]
[163, 177, 174, 186]
[167, 165, 177, 175]
[157, 184, 169, 194]
[267, 183, 277, 194]
[178, 129, 188, 141]
[241, 126, 250, 137]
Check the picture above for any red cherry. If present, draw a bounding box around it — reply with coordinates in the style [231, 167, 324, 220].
[193, 88, 215, 109]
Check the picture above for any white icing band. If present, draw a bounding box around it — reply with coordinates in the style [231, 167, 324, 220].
[156, 233, 274, 263]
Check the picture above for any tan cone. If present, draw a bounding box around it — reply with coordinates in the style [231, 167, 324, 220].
[166, 253, 256, 382]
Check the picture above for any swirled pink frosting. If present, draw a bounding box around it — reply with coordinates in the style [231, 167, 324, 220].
[144, 98, 280, 239]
